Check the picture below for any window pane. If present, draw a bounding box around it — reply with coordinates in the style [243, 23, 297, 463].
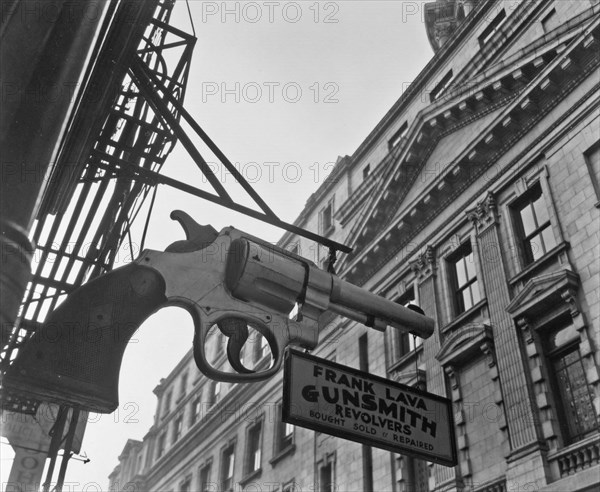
[541, 226, 557, 252]
[465, 251, 476, 280]
[548, 324, 578, 351]
[533, 193, 550, 225]
[528, 232, 545, 260]
[520, 204, 536, 236]
[455, 258, 467, 287]
[471, 281, 481, 305]
[462, 288, 473, 311]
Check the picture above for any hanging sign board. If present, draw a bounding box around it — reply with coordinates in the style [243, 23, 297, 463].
[283, 349, 457, 466]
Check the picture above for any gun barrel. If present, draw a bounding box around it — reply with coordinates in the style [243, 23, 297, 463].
[330, 277, 434, 338]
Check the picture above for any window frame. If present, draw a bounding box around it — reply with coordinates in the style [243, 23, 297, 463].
[539, 316, 599, 445]
[172, 414, 183, 444]
[190, 393, 202, 426]
[254, 333, 270, 365]
[179, 474, 192, 492]
[156, 431, 167, 460]
[271, 402, 295, 465]
[389, 285, 423, 363]
[162, 390, 172, 419]
[447, 240, 481, 316]
[220, 441, 236, 492]
[179, 372, 188, 400]
[198, 459, 213, 492]
[478, 8, 507, 46]
[317, 453, 336, 492]
[388, 121, 408, 150]
[429, 69, 454, 102]
[508, 178, 562, 271]
[244, 417, 264, 477]
[319, 197, 335, 235]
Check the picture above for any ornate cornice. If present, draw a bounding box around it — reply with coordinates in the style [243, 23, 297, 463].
[342, 26, 599, 286]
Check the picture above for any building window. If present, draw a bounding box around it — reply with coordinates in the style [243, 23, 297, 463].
[173, 415, 183, 444]
[478, 8, 506, 46]
[583, 141, 600, 203]
[190, 395, 202, 426]
[254, 334, 270, 364]
[221, 443, 236, 491]
[541, 7, 558, 33]
[214, 331, 225, 362]
[180, 372, 188, 399]
[276, 402, 294, 453]
[543, 317, 598, 444]
[283, 480, 299, 492]
[180, 476, 192, 492]
[319, 198, 335, 234]
[393, 288, 423, 358]
[245, 420, 263, 475]
[199, 461, 212, 492]
[163, 390, 172, 418]
[207, 380, 221, 406]
[388, 122, 408, 150]
[213, 381, 221, 404]
[156, 431, 166, 459]
[362, 164, 371, 179]
[512, 182, 557, 264]
[319, 456, 335, 492]
[448, 242, 480, 315]
[429, 70, 454, 102]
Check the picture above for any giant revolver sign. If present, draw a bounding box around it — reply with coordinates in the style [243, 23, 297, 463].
[283, 349, 457, 466]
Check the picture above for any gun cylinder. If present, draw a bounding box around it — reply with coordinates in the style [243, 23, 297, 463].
[225, 238, 305, 313]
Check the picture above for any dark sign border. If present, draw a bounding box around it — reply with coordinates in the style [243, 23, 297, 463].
[282, 348, 458, 467]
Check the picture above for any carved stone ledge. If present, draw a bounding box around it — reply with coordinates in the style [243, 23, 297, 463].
[506, 268, 580, 321]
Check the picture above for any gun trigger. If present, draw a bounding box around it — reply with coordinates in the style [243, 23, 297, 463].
[217, 318, 255, 375]
[165, 210, 219, 253]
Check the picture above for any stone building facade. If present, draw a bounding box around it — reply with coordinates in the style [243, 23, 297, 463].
[109, 1, 600, 491]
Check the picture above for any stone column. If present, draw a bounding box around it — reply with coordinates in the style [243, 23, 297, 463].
[467, 193, 546, 486]
[410, 247, 459, 490]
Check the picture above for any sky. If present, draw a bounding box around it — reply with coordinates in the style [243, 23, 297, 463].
[2, 1, 434, 488]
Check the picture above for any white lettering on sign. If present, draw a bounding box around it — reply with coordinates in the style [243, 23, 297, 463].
[283, 350, 456, 466]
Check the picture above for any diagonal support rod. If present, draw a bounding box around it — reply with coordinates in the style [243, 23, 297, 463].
[130, 55, 278, 219]
[129, 57, 233, 203]
[96, 159, 353, 253]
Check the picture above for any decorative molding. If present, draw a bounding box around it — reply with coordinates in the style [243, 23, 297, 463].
[466, 191, 499, 231]
[409, 245, 437, 281]
[517, 317, 534, 345]
[343, 38, 599, 287]
[436, 323, 493, 367]
[560, 287, 580, 317]
[506, 269, 580, 319]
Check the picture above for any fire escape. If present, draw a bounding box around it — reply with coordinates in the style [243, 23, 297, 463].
[1, 0, 350, 488]
[1, 0, 195, 487]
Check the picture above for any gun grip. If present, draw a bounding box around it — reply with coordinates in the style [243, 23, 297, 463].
[5, 264, 167, 413]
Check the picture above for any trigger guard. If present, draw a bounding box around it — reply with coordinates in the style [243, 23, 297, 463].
[191, 309, 286, 383]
